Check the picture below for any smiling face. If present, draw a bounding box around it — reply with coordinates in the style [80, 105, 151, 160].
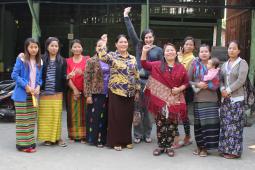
[96, 40, 104, 53]
[115, 36, 128, 53]
[199, 46, 210, 62]
[228, 42, 240, 59]
[144, 32, 155, 45]
[47, 40, 59, 56]
[164, 44, 177, 63]
[71, 42, 83, 55]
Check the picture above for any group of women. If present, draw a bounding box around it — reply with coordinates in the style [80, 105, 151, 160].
[11, 7, 249, 159]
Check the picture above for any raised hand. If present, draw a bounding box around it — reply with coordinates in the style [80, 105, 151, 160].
[101, 34, 108, 46]
[124, 7, 131, 17]
[177, 47, 183, 57]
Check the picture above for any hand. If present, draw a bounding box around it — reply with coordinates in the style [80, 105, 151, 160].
[177, 47, 183, 57]
[196, 82, 208, 89]
[172, 87, 181, 95]
[124, 7, 131, 17]
[67, 71, 75, 79]
[34, 86, 40, 96]
[75, 68, 83, 75]
[86, 97, 93, 104]
[142, 45, 153, 53]
[134, 92, 139, 102]
[221, 90, 230, 98]
[101, 34, 108, 46]
[25, 85, 32, 94]
[73, 88, 81, 100]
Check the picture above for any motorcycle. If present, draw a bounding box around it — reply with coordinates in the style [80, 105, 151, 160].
[0, 80, 15, 122]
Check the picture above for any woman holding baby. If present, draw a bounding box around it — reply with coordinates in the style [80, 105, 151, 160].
[188, 44, 220, 157]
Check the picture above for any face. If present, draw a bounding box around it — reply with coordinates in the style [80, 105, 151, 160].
[47, 41, 59, 56]
[27, 42, 39, 57]
[228, 42, 240, 59]
[115, 37, 128, 53]
[199, 46, 210, 62]
[183, 39, 195, 53]
[207, 59, 214, 69]
[164, 45, 177, 62]
[144, 32, 154, 45]
[71, 42, 83, 55]
[96, 40, 104, 53]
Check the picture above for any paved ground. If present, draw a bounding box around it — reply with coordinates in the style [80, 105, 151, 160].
[1, 112, 255, 170]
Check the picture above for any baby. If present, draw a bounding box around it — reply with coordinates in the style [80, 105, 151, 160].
[192, 57, 220, 93]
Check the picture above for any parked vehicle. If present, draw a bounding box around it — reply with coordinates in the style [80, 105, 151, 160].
[0, 80, 15, 122]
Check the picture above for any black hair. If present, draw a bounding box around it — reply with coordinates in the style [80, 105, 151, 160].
[44, 37, 63, 64]
[210, 57, 220, 68]
[115, 34, 129, 43]
[160, 43, 179, 72]
[182, 36, 196, 53]
[24, 37, 41, 69]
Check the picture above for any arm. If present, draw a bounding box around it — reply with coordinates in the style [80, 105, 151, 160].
[226, 60, 249, 94]
[83, 59, 93, 97]
[124, 7, 140, 47]
[220, 64, 226, 92]
[141, 60, 153, 71]
[97, 47, 113, 65]
[11, 57, 28, 89]
[172, 66, 189, 94]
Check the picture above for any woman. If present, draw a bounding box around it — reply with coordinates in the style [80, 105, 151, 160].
[66, 39, 90, 143]
[219, 40, 248, 159]
[98, 34, 140, 151]
[84, 39, 110, 147]
[173, 36, 196, 148]
[188, 44, 220, 157]
[38, 37, 67, 147]
[11, 38, 42, 153]
[124, 7, 163, 143]
[141, 43, 189, 157]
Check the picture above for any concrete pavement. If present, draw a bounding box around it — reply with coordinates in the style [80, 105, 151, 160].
[1, 112, 255, 170]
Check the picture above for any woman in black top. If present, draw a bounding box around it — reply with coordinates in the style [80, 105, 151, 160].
[124, 7, 163, 144]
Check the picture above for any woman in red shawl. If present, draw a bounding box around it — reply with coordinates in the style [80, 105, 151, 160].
[141, 43, 189, 157]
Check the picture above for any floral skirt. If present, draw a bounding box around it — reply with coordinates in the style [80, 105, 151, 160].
[218, 98, 245, 156]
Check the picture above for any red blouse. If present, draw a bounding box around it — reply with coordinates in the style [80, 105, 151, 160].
[66, 56, 90, 91]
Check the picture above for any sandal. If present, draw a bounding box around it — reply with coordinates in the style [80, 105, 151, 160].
[44, 141, 53, 146]
[81, 140, 86, 144]
[134, 138, 142, 144]
[21, 148, 36, 153]
[199, 149, 208, 157]
[114, 146, 122, 151]
[153, 148, 165, 156]
[223, 154, 240, 159]
[126, 144, 133, 149]
[145, 137, 152, 143]
[97, 144, 104, 148]
[183, 136, 192, 146]
[58, 140, 67, 147]
[171, 140, 184, 149]
[193, 148, 201, 155]
[166, 148, 175, 157]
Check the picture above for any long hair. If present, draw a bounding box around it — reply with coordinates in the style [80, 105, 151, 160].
[24, 38, 41, 68]
[160, 43, 179, 72]
[138, 29, 155, 56]
[43, 37, 63, 64]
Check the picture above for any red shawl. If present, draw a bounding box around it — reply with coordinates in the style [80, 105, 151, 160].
[141, 60, 189, 121]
